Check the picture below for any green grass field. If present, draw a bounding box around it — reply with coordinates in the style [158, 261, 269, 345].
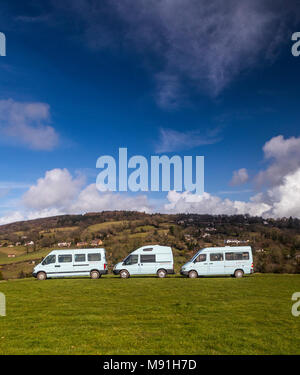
[0, 274, 299, 355]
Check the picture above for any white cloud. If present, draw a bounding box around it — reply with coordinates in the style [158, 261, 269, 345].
[0, 211, 25, 225]
[164, 190, 270, 217]
[255, 135, 300, 187]
[230, 168, 249, 186]
[23, 168, 85, 210]
[162, 134, 300, 218]
[164, 166, 300, 218]
[71, 184, 151, 213]
[155, 127, 221, 153]
[0, 168, 152, 225]
[0, 99, 59, 150]
[262, 169, 300, 218]
[3, 132, 300, 225]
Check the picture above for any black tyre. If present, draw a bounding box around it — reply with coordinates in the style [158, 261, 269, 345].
[157, 269, 167, 278]
[120, 270, 130, 279]
[37, 271, 47, 281]
[234, 269, 244, 278]
[90, 270, 100, 279]
[188, 270, 198, 278]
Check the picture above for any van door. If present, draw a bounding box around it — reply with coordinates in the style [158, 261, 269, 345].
[140, 254, 156, 274]
[123, 254, 140, 275]
[208, 252, 225, 275]
[193, 253, 209, 275]
[57, 253, 74, 277]
[73, 253, 90, 276]
[41, 254, 57, 276]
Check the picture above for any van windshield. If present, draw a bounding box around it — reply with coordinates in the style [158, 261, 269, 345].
[123, 254, 138, 265]
[191, 249, 205, 262]
[42, 254, 56, 265]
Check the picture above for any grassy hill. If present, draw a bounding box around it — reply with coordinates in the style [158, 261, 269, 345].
[0, 274, 299, 354]
[0, 211, 300, 279]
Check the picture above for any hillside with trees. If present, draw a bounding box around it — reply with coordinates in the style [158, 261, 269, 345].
[0, 211, 299, 279]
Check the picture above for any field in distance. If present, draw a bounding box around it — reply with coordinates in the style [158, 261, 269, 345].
[0, 274, 299, 355]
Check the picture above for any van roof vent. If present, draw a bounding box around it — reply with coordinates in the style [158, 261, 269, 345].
[143, 248, 153, 251]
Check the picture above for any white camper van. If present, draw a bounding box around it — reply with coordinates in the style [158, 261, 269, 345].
[180, 246, 253, 278]
[32, 248, 107, 280]
[113, 245, 174, 278]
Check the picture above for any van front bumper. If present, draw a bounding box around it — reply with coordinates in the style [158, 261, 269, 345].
[32, 272, 37, 278]
[180, 270, 189, 276]
[113, 270, 120, 275]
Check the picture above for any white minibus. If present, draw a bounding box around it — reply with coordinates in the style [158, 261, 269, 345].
[32, 248, 107, 280]
[180, 246, 253, 278]
[113, 244, 174, 278]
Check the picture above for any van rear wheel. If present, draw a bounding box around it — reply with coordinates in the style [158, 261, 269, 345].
[120, 270, 130, 279]
[90, 270, 100, 279]
[157, 269, 167, 278]
[37, 272, 46, 281]
[234, 269, 244, 278]
[188, 270, 198, 278]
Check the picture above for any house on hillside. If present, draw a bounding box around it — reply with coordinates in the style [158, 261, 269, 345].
[7, 254, 16, 258]
[25, 241, 34, 246]
[57, 242, 71, 247]
[76, 242, 88, 247]
[90, 239, 103, 246]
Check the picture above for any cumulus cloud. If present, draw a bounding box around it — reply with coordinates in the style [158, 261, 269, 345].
[230, 168, 249, 186]
[0, 99, 59, 150]
[164, 137, 300, 218]
[0, 168, 152, 225]
[3, 133, 300, 224]
[23, 168, 84, 210]
[71, 184, 151, 213]
[255, 135, 300, 187]
[164, 190, 270, 217]
[155, 127, 221, 153]
[41, 0, 298, 108]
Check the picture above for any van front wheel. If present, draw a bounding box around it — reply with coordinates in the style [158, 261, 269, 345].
[234, 269, 244, 278]
[188, 270, 198, 278]
[37, 272, 46, 281]
[157, 269, 167, 278]
[90, 270, 100, 279]
[120, 270, 130, 279]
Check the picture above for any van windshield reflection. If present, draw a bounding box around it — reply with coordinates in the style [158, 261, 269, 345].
[123, 254, 138, 265]
[191, 249, 205, 262]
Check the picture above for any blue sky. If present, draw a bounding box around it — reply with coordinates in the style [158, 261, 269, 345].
[1, 0, 300, 223]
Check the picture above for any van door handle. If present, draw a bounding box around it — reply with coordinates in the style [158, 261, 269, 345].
[203, 263, 208, 265]
[55, 265, 60, 267]
[209, 263, 213, 264]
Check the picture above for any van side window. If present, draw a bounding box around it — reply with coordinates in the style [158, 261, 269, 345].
[75, 254, 86, 262]
[143, 248, 153, 252]
[225, 252, 249, 260]
[194, 254, 206, 262]
[42, 254, 56, 265]
[210, 253, 223, 261]
[124, 254, 138, 265]
[58, 255, 72, 263]
[141, 254, 156, 263]
[88, 253, 101, 261]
